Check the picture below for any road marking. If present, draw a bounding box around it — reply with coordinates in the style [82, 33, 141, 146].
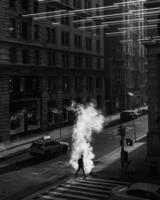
[63, 183, 109, 193]
[87, 177, 129, 185]
[49, 191, 99, 200]
[56, 187, 109, 198]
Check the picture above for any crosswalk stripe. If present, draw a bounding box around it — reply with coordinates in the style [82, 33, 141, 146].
[37, 195, 53, 199]
[67, 181, 112, 190]
[63, 183, 110, 193]
[56, 187, 109, 198]
[78, 179, 116, 187]
[87, 177, 129, 185]
[49, 191, 99, 200]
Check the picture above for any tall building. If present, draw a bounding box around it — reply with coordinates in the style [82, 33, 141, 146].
[104, 0, 147, 114]
[144, 0, 160, 173]
[0, 0, 105, 142]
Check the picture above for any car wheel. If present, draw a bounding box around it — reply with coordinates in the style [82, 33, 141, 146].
[62, 146, 68, 153]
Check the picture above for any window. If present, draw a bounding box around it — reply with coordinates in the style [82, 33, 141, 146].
[47, 51, 52, 66]
[34, 24, 39, 41]
[10, 47, 16, 63]
[86, 56, 92, 68]
[33, 1, 39, 13]
[158, 15, 160, 36]
[96, 40, 100, 53]
[96, 78, 102, 90]
[62, 77, 70, 91]
[48, 77, 56, 91]
[74, 34, 82, 48]
[9, 18, 16, 38]
[34, 50, 40, 65]
[62, 54, 69, 67]
[9, 0, 16, 8]
[21, 21, 30, 40]
[22, 49, 29, 64]
[47, 51, 56, 66]
[97, 58, 101, 69]
[61, 0, 69, 5]
[85, 0, 91, 8]
[21, 0, 29, 11]
[75, 77, 82, 91]
[46, 28, 56, 43]
[73, 0, 81, 8]
[61, 31, 69, 46]
[61, 17, 70, 25]
[86, 37, 92, 50]
[74, 55, 82, 68]
[86, 77, 92, 92]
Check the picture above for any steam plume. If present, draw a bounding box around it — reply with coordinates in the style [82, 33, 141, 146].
[70, 102, 104, 174]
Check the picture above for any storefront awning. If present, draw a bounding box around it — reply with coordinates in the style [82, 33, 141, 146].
[49, 108, 61, 114]
[65, 106, 74, 111]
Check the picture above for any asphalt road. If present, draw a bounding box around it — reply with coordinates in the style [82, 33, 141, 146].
[0, 115, 148, 200]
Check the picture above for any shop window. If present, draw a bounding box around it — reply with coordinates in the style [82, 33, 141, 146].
[10, 47, 17, 63]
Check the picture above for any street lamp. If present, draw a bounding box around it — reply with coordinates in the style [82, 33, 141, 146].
[128, 92, 136, 142]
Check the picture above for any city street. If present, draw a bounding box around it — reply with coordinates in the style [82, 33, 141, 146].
[0, 115, 148, 200]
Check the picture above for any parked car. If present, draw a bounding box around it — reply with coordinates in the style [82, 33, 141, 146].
[30, 136, 69, 158]
[109, 182, 160, 200]
[120, 110, 139, 122]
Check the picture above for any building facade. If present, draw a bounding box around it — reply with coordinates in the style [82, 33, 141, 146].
[0, 0, 105, 142]
[104, 0, 147, 114]
[144, 0, 160, 173]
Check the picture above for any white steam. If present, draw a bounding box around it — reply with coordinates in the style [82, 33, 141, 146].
[70, 102, 104, 174]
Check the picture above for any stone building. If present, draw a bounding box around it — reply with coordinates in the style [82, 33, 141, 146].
[144, 0, 160, 173]
[104, 0, 147, 114]
[0, 0, 105, 142]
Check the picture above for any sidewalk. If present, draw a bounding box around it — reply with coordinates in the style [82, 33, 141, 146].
[95, 136, 160, 184]
[0, 113, 120, 161]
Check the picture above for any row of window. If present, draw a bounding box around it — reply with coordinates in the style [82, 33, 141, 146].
[49, 76, 103, 92]
[9, 0, 94, 11]
[9, 47, 102, 68]
[9, 18, 101, 52]
[9, 76, 103, 94]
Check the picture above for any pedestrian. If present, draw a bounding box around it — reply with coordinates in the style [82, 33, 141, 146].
[75, 155, 86, 179]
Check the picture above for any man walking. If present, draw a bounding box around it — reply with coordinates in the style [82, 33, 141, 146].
[75, 155, 86, 179]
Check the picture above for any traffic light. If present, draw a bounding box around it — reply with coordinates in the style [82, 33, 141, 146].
[126, 138, 133, 146]
[120, 139, 124, 146]
[117, 125, 126, 136]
